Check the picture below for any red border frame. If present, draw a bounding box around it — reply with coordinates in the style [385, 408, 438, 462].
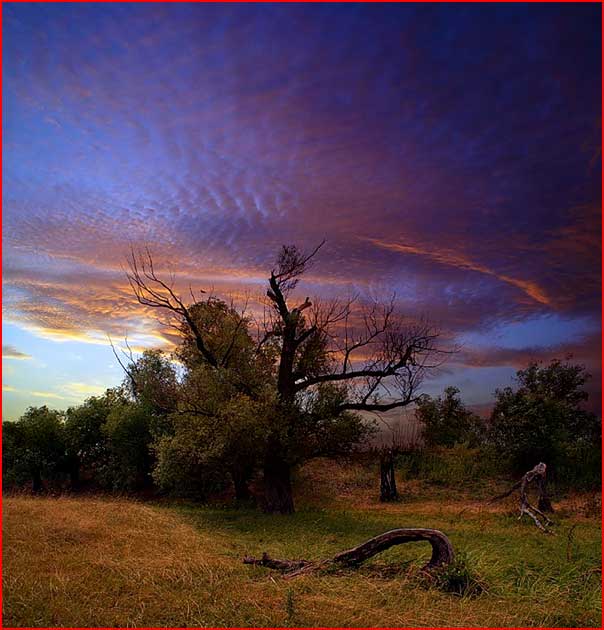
[0, 2, 601, 630]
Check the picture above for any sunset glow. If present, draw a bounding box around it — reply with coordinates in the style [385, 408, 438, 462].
[3, 3, 601, 419]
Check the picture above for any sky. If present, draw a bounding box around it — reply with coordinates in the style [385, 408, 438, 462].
[2, 3, 601, 421]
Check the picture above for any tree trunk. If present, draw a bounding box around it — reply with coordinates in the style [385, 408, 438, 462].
[70, 460, 80, 491]
[537, 475, 554, 513]
[380, 449, 398, 502]
[263, 452, 294, 514]
[32, 468, 42, 493]
[231, 465, 252, 502]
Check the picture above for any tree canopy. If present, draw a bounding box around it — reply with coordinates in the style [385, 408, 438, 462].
[126, 243, 445, 512]
[488, 359, 600, 477]
[415, 386, 485, 448]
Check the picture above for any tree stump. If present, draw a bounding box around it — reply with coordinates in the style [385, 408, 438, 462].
[380, 449, 398, 502]
[244, 527, 454, 578]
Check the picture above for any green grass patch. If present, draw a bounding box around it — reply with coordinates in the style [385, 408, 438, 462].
[3, 466, 601, 627]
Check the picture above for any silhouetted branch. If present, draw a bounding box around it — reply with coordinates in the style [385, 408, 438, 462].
[127, 246, 218, 367]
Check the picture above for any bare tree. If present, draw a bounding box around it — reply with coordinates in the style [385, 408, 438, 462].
[126, 242, 447, 513]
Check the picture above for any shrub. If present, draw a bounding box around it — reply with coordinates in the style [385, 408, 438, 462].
[488, 359, 600, 487]
[415, 387, 486, 448]
[429, 551, 486, 597]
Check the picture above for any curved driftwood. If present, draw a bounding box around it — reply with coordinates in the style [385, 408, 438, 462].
[489, 462, 554, 533]
[243, 527, 454, 578]
[332, 528, 454, 568]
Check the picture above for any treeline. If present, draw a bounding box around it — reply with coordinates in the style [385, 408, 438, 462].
[3, 349, 600, 498]
[2, 246, 600, 506]
[404, 359, 600, 489]
[2, 297, 372, 501]
[373, 359, 600, 503]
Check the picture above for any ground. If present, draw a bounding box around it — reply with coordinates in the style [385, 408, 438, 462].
[2, 460, 601, 627]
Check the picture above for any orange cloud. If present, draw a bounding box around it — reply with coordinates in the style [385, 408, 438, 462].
[366, 238, 551, 306]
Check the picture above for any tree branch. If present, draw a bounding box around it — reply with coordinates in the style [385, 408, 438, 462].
[126, 246, 218, 368]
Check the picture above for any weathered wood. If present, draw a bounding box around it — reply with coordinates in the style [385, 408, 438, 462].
[488, 479, 522, 503]
[489, 462, 554, 533]
[380, 449, 398, 502]
[333, 528, 454, 569]
[537, 474, 554, 513]
[243, 527, 454, 579]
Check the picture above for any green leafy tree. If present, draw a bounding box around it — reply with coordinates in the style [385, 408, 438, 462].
[64, 388, 126, 489]
[122, 350, 178, 414]
[415, 387, 484, 447]
[155, 300, 274, 500]
[175, 300, 267, 372]
[152, 299, 375, 504]
[2, 421, 30, 488]
[295, 382, 374, 460]
[101, 400, 154, 491]
[3, 406, 66, 492]
[128, 245, 442, 512]
[153, 388, 272, 500]
[488, 359, 600, 477]
[94, 350, 180, 491]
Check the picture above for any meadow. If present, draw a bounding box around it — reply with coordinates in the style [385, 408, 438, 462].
[2, 459, 601, 628]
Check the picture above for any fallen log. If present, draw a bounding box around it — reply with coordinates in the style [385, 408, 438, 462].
[243, 527, 454, 578]
[489, 462, 554, 533]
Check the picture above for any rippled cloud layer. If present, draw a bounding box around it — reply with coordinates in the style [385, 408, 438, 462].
[3, 4, 601, 418]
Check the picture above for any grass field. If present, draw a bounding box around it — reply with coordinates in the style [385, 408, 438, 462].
[2, 460, 602, 627]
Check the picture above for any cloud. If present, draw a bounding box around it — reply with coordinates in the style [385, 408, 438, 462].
[365, 238, 550, 306]
[2, 385, 17, 392]
[62, 382, 107, 397]
[30, 390, 66, 400]
[2, 345, 32, 360]
[456, 330, 601, 371]
[1, 4, 600, 415]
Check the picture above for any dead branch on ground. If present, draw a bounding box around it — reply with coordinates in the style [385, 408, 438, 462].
[243, 528, 454, 579]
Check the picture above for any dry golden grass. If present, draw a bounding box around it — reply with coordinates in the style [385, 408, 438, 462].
[3, 469, 602, 627]
[3, 496, 237, 627]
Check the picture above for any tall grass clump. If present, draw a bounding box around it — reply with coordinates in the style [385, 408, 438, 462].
[397, 445, 507, 486]
[428, 551, 487, 597]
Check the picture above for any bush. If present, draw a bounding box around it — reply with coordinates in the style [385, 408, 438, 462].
[488, 359, 600, 487]
[2, 407, 66, 492]
[429, 551, 486, 597]
[152, 432, 230, 499]
[415, 387, 486, 448]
